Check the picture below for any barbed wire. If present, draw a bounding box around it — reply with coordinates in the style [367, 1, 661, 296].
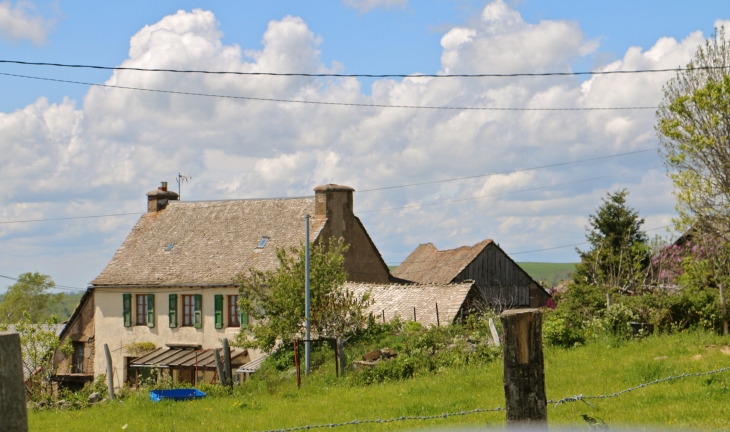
[255, 365, 730, 432]
[548, 365, 730, 407]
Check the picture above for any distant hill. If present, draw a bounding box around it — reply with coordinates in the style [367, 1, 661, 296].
[48, 293, 84, 321]
[517, 262, 576, 287]
[388, 262, 575, 288]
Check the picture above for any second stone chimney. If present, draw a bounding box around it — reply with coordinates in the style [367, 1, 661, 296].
[147, 181, 179, 213]
[314, 184, 354, 238]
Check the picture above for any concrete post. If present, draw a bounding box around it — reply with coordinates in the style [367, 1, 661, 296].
[104, 344, 115, 401]
[0, 332, 28, 432]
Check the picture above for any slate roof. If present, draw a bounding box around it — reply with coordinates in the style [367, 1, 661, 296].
[391, 239, 493, 284]
[4, 324, 65, 379]
[92, 197, 326, 286]
[345, 281, 476, 327]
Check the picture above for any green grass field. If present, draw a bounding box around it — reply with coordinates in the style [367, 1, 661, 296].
[30, 330, 730, 431]
[517, 262, 576, 287]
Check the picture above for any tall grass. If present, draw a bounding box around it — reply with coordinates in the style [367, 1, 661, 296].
[30, 330, 730, 431]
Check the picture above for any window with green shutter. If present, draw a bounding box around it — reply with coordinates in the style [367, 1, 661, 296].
[123, 294, 132, 327]
[214, 295, 223, 329]
[146, 294, 155, 328]
[194, 294, 202, 329]
[169, 294, 178, 328]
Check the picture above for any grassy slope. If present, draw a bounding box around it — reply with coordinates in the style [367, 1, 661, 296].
[47, 293, 83, 321]
[30, 331, 730, 431]
[517, 262, 576, 287]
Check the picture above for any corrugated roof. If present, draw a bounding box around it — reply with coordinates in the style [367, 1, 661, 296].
[92, 197, 326, 286]
[130, 348, 248, 369]
[345, 281, 476, 327]
[391, 239, 493, 284]
[4, 324, 65, 379]
[237, 354, 268, 373]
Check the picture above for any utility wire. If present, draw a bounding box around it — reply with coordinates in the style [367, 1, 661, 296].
[0, 212, 142, 225]
[0, 72, 656, 111]
[359, 148, 658, 192]
[0, 274, 86, 292]
[1, 59, 725, 78]
[358, 175, 608, 214]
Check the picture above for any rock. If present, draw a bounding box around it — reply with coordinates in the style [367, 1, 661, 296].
[721, 346, 730, 356]
[38, 400, 47, 408]
[88, 392, 101, 404]
[705, 344, 716, 349]
[57, 400, 66, 407]
[653, 356, 668, 361]
[362, 349, 382, 362]
[351, 360, 379, 370]
[692, 354, 702, 360]
[380, 348, 397, 359]
[73, 401, 81, 409]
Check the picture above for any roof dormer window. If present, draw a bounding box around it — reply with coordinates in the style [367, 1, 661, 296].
[257, 237, 269, 249]
[166, 242, 175, 251]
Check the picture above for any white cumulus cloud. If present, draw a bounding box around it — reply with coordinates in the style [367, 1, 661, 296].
[0, 1, 714, 287]
[0, 0, 54, 44]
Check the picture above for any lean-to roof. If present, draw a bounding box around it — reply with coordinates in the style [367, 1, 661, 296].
[92, 197, 325, 286]
[391, 239, 493, 284]
[345, 281, 476, 327]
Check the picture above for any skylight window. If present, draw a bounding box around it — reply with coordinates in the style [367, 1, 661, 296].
[166, 242, 175, 251]
[257, 237, 270, 249]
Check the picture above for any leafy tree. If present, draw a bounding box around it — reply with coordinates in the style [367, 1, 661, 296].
[0, 272, 62, 324]
[656, 27, 730, 239]
[573, 189, 649, 301]
[235, 237, 371, 353]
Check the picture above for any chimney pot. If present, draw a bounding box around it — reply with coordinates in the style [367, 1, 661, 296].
[147, 181, 179, 213]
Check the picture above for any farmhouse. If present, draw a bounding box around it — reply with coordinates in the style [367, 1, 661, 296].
[53, 183, 393, 389]
[392, 239, 550, 309]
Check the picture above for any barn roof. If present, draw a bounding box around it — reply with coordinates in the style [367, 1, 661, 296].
[391, 239, 493, 284]
[345, 281, 477, 327]
[91, 197, 326, 286]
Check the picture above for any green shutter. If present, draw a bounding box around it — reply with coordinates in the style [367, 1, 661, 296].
[123, 294, 132, 327]
[147, 294, 155, 328]
[214, 295, 223, 329]
[194, 294, 202, 329]
[169, 294, 178, 328]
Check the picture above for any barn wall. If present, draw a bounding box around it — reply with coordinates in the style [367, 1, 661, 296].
[453, 244, 545, 308]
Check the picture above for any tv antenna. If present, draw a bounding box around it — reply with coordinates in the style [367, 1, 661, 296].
[176, 173, 192, 199]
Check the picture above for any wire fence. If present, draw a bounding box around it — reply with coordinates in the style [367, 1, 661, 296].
[256, 365, 730, 432]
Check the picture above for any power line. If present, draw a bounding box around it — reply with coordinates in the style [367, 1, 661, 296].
[0, 212, 142, 225]
[0, 274, 86, 292]
[0, 72, 656, 111]
[1, 59, 725, 78]
[359, 148, 658, 192]
[358, 175, 609, 214]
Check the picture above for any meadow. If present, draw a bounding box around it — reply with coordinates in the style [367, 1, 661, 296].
[30, 330, 730, 431]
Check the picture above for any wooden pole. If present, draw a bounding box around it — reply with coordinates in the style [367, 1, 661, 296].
[489, 318, 501, 347]
[104, 344, 115, 401]
[0, 332, 28, 432]
[222, 338, 233, 388]
[413, 307, 417, 322]
[333, 340, 339, 378]
[214, 349, 226, 385]
[293, 340, 301, 389]
[435, 303, 440, 327]
[500, 308, 546, 428]
[382, 309, 385, 324]
[720, 284, 728, 336]
[336, 337, 346, 377]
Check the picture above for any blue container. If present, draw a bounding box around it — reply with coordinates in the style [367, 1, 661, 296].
[149, 389, 206, 402]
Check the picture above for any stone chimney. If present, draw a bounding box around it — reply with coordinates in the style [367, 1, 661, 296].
[314, 184, 354, 238]
[147, 181, 179, 213]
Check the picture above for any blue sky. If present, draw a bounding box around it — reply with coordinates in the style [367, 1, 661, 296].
[0, 0, 727, 290]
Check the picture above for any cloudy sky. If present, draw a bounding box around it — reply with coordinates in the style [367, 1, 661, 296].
[0, 0, 727, 291]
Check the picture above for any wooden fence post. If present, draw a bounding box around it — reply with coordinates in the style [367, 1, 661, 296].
[214, 349, 226, 385]
[0, 332, 28, 432]
[500, 308, 546, 428]
[489, 318, 501, 347]
[222, 338, 233, 388]
[104, 344, 115, 401]
[293, 339, 301, 389]
[435, 303, 440, 327]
